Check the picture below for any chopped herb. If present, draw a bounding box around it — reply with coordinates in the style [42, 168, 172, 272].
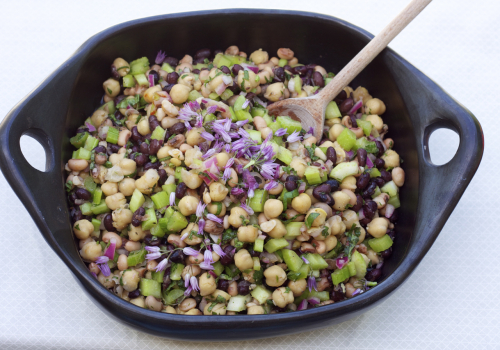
[144, 139, 150, 145]
[65, 181, 73, 192]
[204, 58, 210, 64]
[233, 238, 244, 251]
[222, 229, 237, 244]
[104, 161, 113, 168]
[219, 274, 232, 280]
[75, 224, 80, 230]
[321, 226, 329, 237]
[266, 299, 274, 305]
[168, 134, 176, 140]
[305, 212, 320, 229]
[305, 144, 319, 161]
[159, 156, 172, 162]
[253, 269, 263, 284]
[344, 224, 361, 260]
[109, 114, 123, 127]
[117, 66, 129, 71]
[285, 287, 291, 293]
[149, 155, 158, 163]
[107, 87, 112, 95]
[135, 115, 142, 124]
[239, 215, 250, 226]
[208, 63, 214, 70]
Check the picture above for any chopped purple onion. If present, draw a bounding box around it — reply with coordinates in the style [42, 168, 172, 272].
[307, 297, 320, 305]
[104, 238, 116, 260]
[85, 122, 96, 132]
[297, 299, 308, 311]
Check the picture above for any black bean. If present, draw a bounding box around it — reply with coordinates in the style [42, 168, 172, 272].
[312, 71, 325, 87]
[103, 214, 115, 232]
[387, 229, 396, 241]
[389, 210, 398, 223]
[245, 92, 256, 101]
[375, 141, 385, 157]
[128, 289, 141, 298]
[108, 144, 121, 154]
[357, 148, 367, 167]
[287, 175, 299, 182]
[220, 66, 231, 75]
[319, 193, 334, 205]
[114, 94, 126, 106]
[149, 115, 161, 131]
[198, 182, 208, 197]
[365, 269, 382, 282]
[169, 122, 186, 135]
[134, 153, 148, 167]
[193, 57, 206, 65]
[232, 64, 243, 76]
[247, 247, 260, 257]
[139, 142, 149, 155]
[111, 64, 120, 79]
[351, 195, 364, 212]
[373, 177, 386, 187]
[363, 200, 378, 219]
[130, 127, 142, 143]
[75, 188, 91, 200]
[273, 67, 285, 82]
[175, 182, 187, 199]
[339, 98, 354, 114]
[380, 169, 392, 182]
[237, 280, 251, 295]
[227, 82, 240, 94]
[283, 65, 293, 72]
[381, 247, 393, 259]
[163, 84, 175, 93]
[313, 184, 332, 200]
[219, 245, 235, 265]
[166, 72, 179, 85]
[76, 128, 88, 134]
[374, 158, 385, 169]
[163, 57, 179, 66]
[131, 145, 139, 154]
[213, 49, 223, 57]
[158, 169, 167, 186]
[301, 76, 311, 86]
[132, 207, 145, 227]
[93, 145, 106, 154]
[362, 181, 377, 198]
[294, 66, 308, 76]
[356, 173, 370, 190]
[360, 217, 372, 226]
[217, 279, 229, 292]
[192, 69, 200, 74]
[195, 48, 211, 59]
[170, 250, 185, 263]
[325, 179, 340, 192]
[285, 181, 297, 191]
[148, 70, 159, 85]
[162, 271, 171, 289]
[331, 290, 345, 302]
[333, 90, 347, 104]
[71, 208, 83, 222]
[144, 235, 161, 246]
[149, 139, 161, 155]
[144, 162, 160, 171]
[326, 147, 337, 164]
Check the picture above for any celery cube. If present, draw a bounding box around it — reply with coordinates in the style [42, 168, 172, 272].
[281, 249, 303, 272]
[129, 189, 145, 213]
[277, 116, 302, 135]
[325, 101, 342, 119]
[264, 238, 288, 253]
[337, 128, 357, 151]
[247, 130, 262, 144]
[151, 191, 169, 209]
[249, 189, 268, 213]
[151, 126, 166, 140]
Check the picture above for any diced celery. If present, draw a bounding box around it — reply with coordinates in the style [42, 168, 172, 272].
[325, 101, 342, 119]
[330, 161, 360, 181]
[163, 288, 184, 305]
[278, 58, 287, 67]
[302, 253, 328, 270]
[287, 263, 309, 281]
[80, 202, 92, 216]
[251, 107, 266, 117]
[354, 137, 377, 153]
[84, 176, 97, 194]
[129, 189, 145, 213]
[337, 128, 357, 151]
[221, 89, 234, 101]
[347, 261, 357, 277]
[213, 261, 224, 276]
[229, 106, 237, 121]
[208, 92, 220, 100]
[253, 257, 261, 271]
[352, 250, 367, 278]
[269, 142, 281, 158]
[93, 187, 103, 204]
[264, 238, 288, 253]
[141, 208, 157, 230]
[139, 278, 162, 299]
[74, 148, 91, 160]
[225, 264, 239, 278]
[161, 62, 174, 73]
[151, 191, 169, 209]
[150, 223, 165, 238]
[388, 194, 400, 209]
[367, 168, 381, 178]
[267, 121, 281, 134]
[122, 74, 136, 88]
[235, 109, 253, 122]
[357, 119, 373, 137]
[251, 286, 272, 304]
[151, 126, 166, 140]
[164, 206, 175, 219]
[106, 127, 119, 144]
[161, 183, 176, 199]
[91, 218, 101, 232]
[331, 266, 350, 286]
[281, 249, 303, 272]
[247, 130, 262, 144]
[368, 234, 394, 252]
[277, 146, 293, 165]
[304, 166, 322, 185]
[134, 73, 149, 86]
[127, 248, 146, 267]
[213, 53, 232, 68]
[192, 63, 208, 70]
[233, 95, 247, 111]
[70, 132, 89, 148]
[90, 199, 109, 215]
[277, 116, 302, 135]
[262, 113, 274, 125]
[311, 269, 320, 277]
[166, 211, 188, 232]
[293, 75, 302, 93]
[99, 100, 116, 114]
[129, 57, 150, 75]
[188, 89, 202, 101]
[381, 181, 398, 197]
[254, 238, 265, 253]
[309, 290, 330, 302]
[249, 189, 268, 213]
[174, 167, 184, 181]
[204, 113, 216, 123]
[152, 270, 165, 284]
[170, 263, 185, 281]
[372, 186, 381, 199]
[84, 135, 99, 151]
[284, 222, 304, 240]
[227, 295, 248, 312]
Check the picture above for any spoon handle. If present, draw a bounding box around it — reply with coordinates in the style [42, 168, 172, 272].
[317, 0, 433, 104]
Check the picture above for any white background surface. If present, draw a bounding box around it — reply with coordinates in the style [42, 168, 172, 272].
[0, 0, 498, 349]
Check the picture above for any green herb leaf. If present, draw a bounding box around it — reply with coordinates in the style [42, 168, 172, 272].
[117, 66, 129, 71]
[305, 212, 320, 229]
[344, 224, 361, 260]
[107, 87, 112, 95]
[65, 181, 73, 192]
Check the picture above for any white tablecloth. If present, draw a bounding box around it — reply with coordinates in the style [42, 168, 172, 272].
[0, 0, 497, 349]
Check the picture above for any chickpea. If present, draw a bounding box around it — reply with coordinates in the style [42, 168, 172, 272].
[122, 270, 140, 292]
[119, 159, 137, 176]
[345, 283, 357, 298]
[185, 308, 203, 315]
[342, 210, 359, 229]
[179, 169, 202, 190]
[145, 296, 163, 311]
[118, 178, 136, 196]
[264, 82, 285, 102]
[109, 152, 125, 166]
[263, 199, 283, 219]
[272, 287, 294, 308]
[112, 208, 133, 230]
[105, 192, 126, 210]
[68, 159, 89, 172]
[247, 306, 265, 315]
[234, 249, 254, 271]
[103, 78, 120, 97]
[365, 98, 386, 115]
[277, 48, 294, 60]
[305, 208, 327, 227]
[185, 127, 204, 146]
[209, 182, 228, 202]
[117, 254, 128, 270]
[113, 58, 130, 77]
[367, 217, 389, 238]
[237, 225, 259, 243]
[102, 231, 123, 248]
[227, 168, 238, 187]
[128, 224, 146, 241]
[260, 220, 276, 233]
[178, 196, 199, 217]
[137, 118, 151, 136]
[269, 182, 284, 195]
[170, 84, 191, 104]
[291, 193, 311, 214]
[289, 157, 308, 177]
[332, 191, 351, 211]
[98, 272, 116, 288]
[341, 189, 357, 206]
[160, 100, 179, 119]
[328, 215, 346, 236]
[227, 281, 238, 296]
[381, 149, 400, 168]
[288, 57, 298, 66]
[73, 219, 94, 240]
[181, 265, 201, 280]
[178, 298, 197, 312]
[79, 241, 103, 262]
[135, 169, 159, 195]
[392, 167, 405, 187]
[225, 45, 239, 55]
[267, 219, 287, 239]
[204, 303, 226, 315]
[352, 86, 372, 103]
[264, 265, 287, 287]
[340, 176, 357, 191]
[211, 290, 231, 302]
[187, 252, 204, 265]
[324, 235, 338, 252]
[329, 123, 345, 142]
[143, 85, 162, 103]
[117, 129, 132, 147]
[237, 69, 259, 92]
[249, 49, 269, 65]
[288, 279, 307, 297]
[373, 193, 390, 209]
[198, 273, 217, 296]
[303, 136, 317, 147]
[129, 296, 145, 308]
[164, 306, 177, 314]
[260, 127, 273, 140]
[365, 115, 384, 132]
[366, 249, 380, 265]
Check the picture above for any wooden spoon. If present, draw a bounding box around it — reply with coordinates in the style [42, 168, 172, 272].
[267, 0, 433, 140]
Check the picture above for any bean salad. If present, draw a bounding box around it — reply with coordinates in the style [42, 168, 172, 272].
[66, 45, 404, 315]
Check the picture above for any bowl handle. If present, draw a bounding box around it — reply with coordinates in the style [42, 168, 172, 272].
[0, 74, 73, 251]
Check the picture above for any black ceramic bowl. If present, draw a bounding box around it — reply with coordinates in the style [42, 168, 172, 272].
[0, 9, 483, 341]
